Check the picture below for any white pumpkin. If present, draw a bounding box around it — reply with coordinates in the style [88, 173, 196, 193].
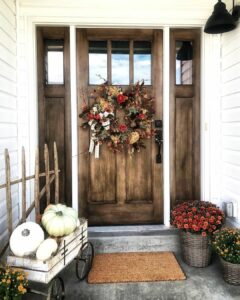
[10, 222, 44, 257]
[36, 238, 58, 261]
[41, 204, 78, 237]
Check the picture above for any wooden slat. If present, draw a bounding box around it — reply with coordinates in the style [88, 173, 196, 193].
[39, 174, 55, 200]
[44, 144, 51, 205]
[21, 147, 26, 222]
[0, 170, 59, 189]
[34, 148, 40, 222]
[5, 149, 12, 236]
[44, 86, 65, 98]
[54, 142, 59, 203]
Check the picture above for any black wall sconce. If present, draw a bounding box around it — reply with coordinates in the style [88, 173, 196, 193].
[176, 42, 193, 61]
[204, 0, 240, 34]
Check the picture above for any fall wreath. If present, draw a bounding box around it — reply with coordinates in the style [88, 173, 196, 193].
[79, 81, 155, 158]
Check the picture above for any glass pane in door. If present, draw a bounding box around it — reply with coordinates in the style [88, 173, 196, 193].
[112, 41, 129, 85]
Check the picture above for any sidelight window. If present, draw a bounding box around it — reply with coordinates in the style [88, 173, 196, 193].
[45, 39, 64, 85]
[175, 41, 193, 85]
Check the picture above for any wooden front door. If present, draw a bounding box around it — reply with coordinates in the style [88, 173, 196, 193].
[77, 29, 163, 225]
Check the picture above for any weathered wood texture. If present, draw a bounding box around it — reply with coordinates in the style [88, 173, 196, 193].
[77, 29, 163, 225]
[37, 27, 72, 209]
[175, 98, 193, 200]
[0, 143, 60, 258]
[170, 29, 201, 206]
[7, 219, 88, 284]
[77, 29, 89, 218]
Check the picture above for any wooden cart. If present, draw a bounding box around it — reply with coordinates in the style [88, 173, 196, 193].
[0, 143, 94, 299]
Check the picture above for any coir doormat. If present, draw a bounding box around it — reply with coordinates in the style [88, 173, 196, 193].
[88, 251, 186, 284]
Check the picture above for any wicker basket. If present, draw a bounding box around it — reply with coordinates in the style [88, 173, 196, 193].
[220, 258, 240, 285]
[179, 230, 212, 267]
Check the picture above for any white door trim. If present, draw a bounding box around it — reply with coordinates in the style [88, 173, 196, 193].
[20, 16, 216, 226]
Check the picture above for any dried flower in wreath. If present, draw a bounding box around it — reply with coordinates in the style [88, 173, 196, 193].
[79, 81, 155, 158]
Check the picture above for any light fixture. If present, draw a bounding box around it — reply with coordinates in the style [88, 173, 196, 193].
[204, 0, 240, 34]
[176, 42, 193, 61]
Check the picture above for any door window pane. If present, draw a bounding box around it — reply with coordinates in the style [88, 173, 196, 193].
[176, 41, 193, 85]
[112, 41, 129, 85]
[89, 41, 107, 84]
[134, 41, 151, 85]
[45, 40, 64, 85]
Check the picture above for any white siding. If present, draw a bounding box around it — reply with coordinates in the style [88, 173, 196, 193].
[0, 0, 18, 248]
[221, 25, 240, 219]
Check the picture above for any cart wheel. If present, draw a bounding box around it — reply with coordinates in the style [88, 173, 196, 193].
[47, 277, 65, 300]
[76, 241, 94, 280]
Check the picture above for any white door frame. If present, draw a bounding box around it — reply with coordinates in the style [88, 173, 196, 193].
[19, 16, 221, 226]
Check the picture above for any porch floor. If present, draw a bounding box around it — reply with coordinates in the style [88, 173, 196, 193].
[57, 252, 239, 300]
[24, 225, 240, 300]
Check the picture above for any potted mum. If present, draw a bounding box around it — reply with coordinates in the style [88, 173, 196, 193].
[171, 200, 225, 267]
[0, 267, 28, 300]
[213, 228, 240, 285]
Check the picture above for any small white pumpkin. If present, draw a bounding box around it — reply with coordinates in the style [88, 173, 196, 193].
[10, 222, 44, 257]
[36, 238, 58, 261]
[41, 204, 78, 237]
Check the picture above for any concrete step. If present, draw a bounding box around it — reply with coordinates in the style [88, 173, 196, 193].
[88, 225, 180, 253]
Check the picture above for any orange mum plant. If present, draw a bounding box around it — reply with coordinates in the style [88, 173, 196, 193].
[0, 267, 28, 300]
[171, 200, 225, 236]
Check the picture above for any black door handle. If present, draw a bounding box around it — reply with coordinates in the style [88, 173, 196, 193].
[155, 120, 163, 164]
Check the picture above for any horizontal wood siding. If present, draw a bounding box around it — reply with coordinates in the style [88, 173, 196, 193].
[0, 0, 18, 247]
[221, 25, 240, 219]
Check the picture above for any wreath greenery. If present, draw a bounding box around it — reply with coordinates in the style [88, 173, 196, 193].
[79, 81, 155, 157]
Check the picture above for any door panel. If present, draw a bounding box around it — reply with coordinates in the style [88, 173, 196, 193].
[45, 98, 65, 204]
[77, 29, 163, 225]
[126, 141, 152, 203]
[89, 145, 116, 203]
[175, 98, 193, 200]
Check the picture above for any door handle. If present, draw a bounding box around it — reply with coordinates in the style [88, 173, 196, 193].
[155, 120, 163, 164]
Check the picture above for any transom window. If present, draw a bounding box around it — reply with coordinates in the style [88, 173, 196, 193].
[89, 40, 152, 85]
